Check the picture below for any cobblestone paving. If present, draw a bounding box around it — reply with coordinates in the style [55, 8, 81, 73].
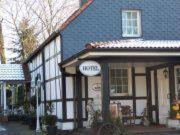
[0, 122, 44, 135]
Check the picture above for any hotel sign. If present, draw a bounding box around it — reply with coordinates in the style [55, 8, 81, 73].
[79, 61, 101, 76]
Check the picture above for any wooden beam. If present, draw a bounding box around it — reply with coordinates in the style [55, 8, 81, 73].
[42, 50, 47, 114]
[76, 71, 83, 128]
[61, 68, 67, 120]
[154, 69, 159, 124]
[168, 64, 176, 106]
[135, 73, 146, 76]
[132, 67, 136, 116]
[146, 68, 152, 123]
[84, 77, 88, 119]
[101, 63, 110, 120]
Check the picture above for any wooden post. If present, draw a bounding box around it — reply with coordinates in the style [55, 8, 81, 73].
[42, 50, 47, 115]
[168, 64, 175, 106]
[76, 71, 83, 128]
[154, 70, 159, 124]
[132, 67, 136, 116]
[61, 68, 67, 120]
[101, 63, 110, 120]
[146, 68, 152, 123]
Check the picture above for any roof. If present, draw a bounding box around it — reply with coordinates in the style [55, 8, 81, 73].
[86, 39, 180, 49]
[0, 64, 25, 81]
[24, 0, 94, 64]
[60, 0, 94, 30]
[60, 39, 180, 67]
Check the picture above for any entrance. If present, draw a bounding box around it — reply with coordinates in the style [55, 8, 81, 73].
[149, 68, 170, 124]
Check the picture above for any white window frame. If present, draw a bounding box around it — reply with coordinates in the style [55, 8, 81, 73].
[122, 10, 141, 37]
[109, 68, 132, 96]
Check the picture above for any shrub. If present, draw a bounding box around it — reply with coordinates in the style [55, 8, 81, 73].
[45, 115, 57, 126]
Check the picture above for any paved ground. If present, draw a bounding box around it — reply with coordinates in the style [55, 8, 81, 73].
[0, 122, 179, 135]
[0, 122, 44, 135]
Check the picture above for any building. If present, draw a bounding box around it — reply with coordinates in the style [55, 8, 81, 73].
[24, 0, 180, 130]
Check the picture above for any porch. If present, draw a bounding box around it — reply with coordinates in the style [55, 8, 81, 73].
[59, 39, 180, 130]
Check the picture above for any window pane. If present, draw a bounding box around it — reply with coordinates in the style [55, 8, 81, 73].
[132, 12, 137, 19]
[133, 27, 138, 35]
[122, 78, 128, 85]
[116, 69, 122, 77]
[117, 86, 122, 93]
[127, 12, 131, 19]
[132, 20, 137, 26]
[177, 78, 180, 84]
[123, 86, 128, 93]
[127, 20, 132, 26]
[177, 69, 180, 76]
[116, 78, 122, 85]
[110, 69, 116, 77]
[127, 27, 131, 34]
[122, 69, 128, 77]
[111, 78, 116, 85]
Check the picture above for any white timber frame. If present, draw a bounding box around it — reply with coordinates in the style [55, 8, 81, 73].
[28, 35, 66, 129]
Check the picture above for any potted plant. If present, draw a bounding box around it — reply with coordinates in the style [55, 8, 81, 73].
[46, 115, 57, 135]
[45, 102, 57, 135]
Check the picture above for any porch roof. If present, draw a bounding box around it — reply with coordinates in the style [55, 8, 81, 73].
[0, 64, 25, 82]
[86, 39, 180, 49]
[60, 39, 180, 68]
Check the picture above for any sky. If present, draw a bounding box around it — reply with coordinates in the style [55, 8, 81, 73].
[0, 0, 79, 63]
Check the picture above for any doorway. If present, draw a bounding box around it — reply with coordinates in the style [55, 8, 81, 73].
[149, 68, 170, 125]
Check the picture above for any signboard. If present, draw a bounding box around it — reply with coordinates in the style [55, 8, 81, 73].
[92, 83, 101, 91]
[79, 61, 101, 76]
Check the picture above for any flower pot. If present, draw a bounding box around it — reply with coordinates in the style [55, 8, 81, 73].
[47, 125, 57, 135]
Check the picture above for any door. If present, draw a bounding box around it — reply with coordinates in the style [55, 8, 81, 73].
[157, 69, 170, 125]
[150, 68, 170, 124]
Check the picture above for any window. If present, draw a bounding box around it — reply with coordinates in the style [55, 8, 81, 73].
[175, 68, 180, 99]
[122, 10, 141, 37]
[110, 68, 129, 96]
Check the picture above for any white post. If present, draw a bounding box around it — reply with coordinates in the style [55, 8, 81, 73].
[36, 85, 40, 132]
[1, 85, 3, 107]
[11, 86, 14, 113]
[3, 82, 7, 115]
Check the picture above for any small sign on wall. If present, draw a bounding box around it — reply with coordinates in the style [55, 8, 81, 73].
[92, 83, 101, 91]
[79, 61, 101, 76]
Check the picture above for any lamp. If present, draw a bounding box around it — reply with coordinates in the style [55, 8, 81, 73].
[35, 73, 41, 132]
[163, 68, 168, 79]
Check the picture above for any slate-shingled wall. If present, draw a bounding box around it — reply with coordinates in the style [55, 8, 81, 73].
[61, 0, 180, 59]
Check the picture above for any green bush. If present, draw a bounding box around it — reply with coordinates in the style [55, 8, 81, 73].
[45, 115, 57, 126]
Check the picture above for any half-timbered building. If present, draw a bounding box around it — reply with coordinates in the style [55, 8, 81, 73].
[24, 0, 180, 130]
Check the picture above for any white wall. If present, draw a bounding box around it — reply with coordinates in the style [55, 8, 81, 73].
[28, 35, 63, 128]
[88, 76, 102, 111]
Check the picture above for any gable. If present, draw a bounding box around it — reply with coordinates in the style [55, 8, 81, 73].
[61, 0, 180, 60]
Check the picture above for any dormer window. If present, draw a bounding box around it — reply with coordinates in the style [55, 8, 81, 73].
[122, 10, 141, 37]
